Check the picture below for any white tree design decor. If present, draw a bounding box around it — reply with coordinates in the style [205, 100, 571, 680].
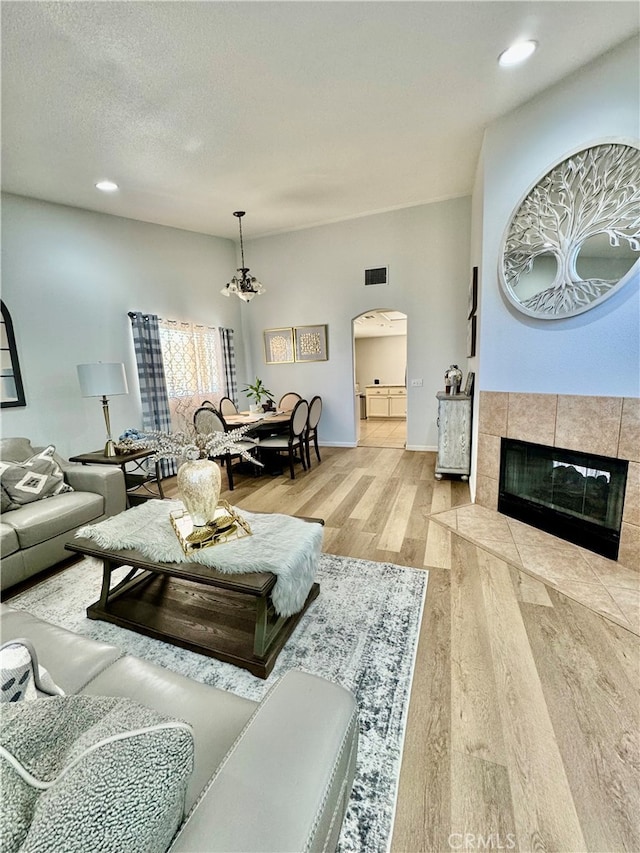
[499, 142, 640, 319]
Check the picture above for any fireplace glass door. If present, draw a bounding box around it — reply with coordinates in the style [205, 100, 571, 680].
[499, 438, 628, 559]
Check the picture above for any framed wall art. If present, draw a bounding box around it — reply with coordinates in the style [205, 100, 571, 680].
[264, 327, 294, 364]
[468, 266, 478, 319]
[294, 325, 328, 362]
[467, 315, 477, 358]
[1, 300, 26, 408]
[464, 371, 475, 397]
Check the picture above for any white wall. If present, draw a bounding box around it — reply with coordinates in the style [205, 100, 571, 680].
[1, 194, 244, 458]
[355, 336, 407, 389]
[477, 37, 640, 398]
[242, 197, 471, 450]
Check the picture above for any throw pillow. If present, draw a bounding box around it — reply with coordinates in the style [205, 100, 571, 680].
[1, 640, 65, 703]
[0, 695, 194, 853]
[0, 446, 74, 511]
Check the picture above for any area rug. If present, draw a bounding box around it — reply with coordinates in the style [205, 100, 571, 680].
[8, 553, 428, 853]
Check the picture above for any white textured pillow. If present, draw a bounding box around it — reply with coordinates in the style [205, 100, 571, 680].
[1, 640, 64, 703]
[1, 695, 194, 853]
[0, 446, 73, 510]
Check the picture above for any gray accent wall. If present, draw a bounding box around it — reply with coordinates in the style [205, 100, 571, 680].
[243, 197, 472, 451]
[1, 194, 243, 458]
[476, 36, 639, 399]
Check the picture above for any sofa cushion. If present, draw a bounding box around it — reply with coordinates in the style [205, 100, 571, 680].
[1, 694, 194, 853]
[0, 605, 123, 695]
[2, 492, 103, 549]
[0, 437, 37, 464]
[0, 446, 73, 511]
[1, 523, 19, 557]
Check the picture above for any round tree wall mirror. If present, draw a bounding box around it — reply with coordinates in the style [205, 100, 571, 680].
[499, 141, 640, 319]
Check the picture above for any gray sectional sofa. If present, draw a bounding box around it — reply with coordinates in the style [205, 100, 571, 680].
[1, 437, 126, 592]
[0, 603, 359, 852]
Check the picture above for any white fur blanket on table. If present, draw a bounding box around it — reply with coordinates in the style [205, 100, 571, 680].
[76, 500, 323, 617]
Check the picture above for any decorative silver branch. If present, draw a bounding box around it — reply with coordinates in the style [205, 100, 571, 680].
[117, 398, 262, 466]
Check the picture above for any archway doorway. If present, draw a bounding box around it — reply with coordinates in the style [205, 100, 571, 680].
[353, 309, 407, 448]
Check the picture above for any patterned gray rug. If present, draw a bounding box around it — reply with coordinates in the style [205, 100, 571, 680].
[9, 553, 428, 853]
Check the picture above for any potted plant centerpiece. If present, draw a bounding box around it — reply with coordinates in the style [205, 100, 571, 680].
[117, 401, 260, 528]
[243, 377, 275, 413]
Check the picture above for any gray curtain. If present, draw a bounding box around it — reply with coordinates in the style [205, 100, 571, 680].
[128, 312, 177, 477]
[219, 328, 238, 406]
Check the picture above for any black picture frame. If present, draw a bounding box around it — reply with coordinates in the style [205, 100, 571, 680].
[464, 371, 475, 397]
[1, 300, 26, 408]
[468, 266, 478, 319]
[467, 315, 477, 358]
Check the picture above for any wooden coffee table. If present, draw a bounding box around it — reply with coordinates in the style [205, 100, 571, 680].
[66, 527, 321, 678]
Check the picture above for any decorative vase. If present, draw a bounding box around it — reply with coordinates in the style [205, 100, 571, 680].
[176, 458, 221, 527]
[444, 364, 463, 395]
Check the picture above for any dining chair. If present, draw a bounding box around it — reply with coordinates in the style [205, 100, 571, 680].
[258, 399, 309, 479]
[278, 392, 302, 412]
[193, 406, 258, 491]
[218, 396, 239, 417]
[305, 395, 323, 468]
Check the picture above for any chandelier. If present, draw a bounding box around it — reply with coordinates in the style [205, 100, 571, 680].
[220, 211, 265, 302]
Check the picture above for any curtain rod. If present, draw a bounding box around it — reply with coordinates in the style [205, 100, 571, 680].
[128, 312, 216, 331]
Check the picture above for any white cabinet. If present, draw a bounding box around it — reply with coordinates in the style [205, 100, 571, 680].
[365, 385, 407, 418]
[389, 395, 407, 417]
[435, 392, 471, 480]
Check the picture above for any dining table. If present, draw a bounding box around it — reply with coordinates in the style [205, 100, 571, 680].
[224, 410, 293, 476]
[224, 410, 291, 434]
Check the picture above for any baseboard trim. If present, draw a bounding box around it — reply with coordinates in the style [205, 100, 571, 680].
[322, 441, 358, 448]
[320, 442, 437, 452]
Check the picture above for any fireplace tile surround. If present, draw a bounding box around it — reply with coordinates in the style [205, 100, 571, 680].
[476, 392, 639, 572]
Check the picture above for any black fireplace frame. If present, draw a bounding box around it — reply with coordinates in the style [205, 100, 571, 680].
[498, 438, 628, 560]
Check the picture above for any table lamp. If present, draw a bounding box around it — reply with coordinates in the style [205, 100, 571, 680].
[77, 362, 129, 457]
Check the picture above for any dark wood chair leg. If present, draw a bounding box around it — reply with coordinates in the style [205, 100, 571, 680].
[225, 453, 235, 490]
[288, 449, 296, 479]
[314, 434, 321, 463]
[299, 440, 307, 470]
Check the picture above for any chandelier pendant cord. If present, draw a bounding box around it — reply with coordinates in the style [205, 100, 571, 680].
[237, 214, 245, 270]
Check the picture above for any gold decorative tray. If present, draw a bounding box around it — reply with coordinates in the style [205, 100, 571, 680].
[170, 500, 252, 554]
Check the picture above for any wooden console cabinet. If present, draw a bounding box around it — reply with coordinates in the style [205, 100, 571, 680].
[435, 392, 471, 480]
[365, 385, 407, 418]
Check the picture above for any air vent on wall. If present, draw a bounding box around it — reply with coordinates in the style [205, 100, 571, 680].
[364, 267, 388, 286]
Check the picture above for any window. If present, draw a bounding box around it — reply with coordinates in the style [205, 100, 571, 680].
[159, 320, 222, 400]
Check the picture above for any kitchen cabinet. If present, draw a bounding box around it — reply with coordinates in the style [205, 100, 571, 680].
[435, 392, 471, 480]
[365, 385, 407, 418]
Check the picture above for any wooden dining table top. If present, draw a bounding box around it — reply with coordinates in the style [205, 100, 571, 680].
[225, 411, 291, 428]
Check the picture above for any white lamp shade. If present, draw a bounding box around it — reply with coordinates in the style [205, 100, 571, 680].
[77, 362, 128, 397]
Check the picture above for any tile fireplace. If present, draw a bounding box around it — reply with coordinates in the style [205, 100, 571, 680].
[476, 392, 639, 570]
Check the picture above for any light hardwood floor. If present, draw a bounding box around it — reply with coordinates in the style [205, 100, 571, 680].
[161, 445, 640, 852]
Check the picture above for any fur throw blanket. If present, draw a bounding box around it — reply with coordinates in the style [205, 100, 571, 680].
[77, 501, 323, 617]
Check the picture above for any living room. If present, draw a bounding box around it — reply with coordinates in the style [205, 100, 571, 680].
[1, 2, 639, 852]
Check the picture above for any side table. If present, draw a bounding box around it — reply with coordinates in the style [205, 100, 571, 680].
[68, 449, 164, 507]
[434, 391, 472, 480]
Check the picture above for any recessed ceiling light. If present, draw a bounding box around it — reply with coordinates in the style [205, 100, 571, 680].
[95, 180, 119, 192]
[498, 40, 538, 67]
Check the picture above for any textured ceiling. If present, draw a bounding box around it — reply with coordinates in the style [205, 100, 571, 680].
[2, 2, 638, 240]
